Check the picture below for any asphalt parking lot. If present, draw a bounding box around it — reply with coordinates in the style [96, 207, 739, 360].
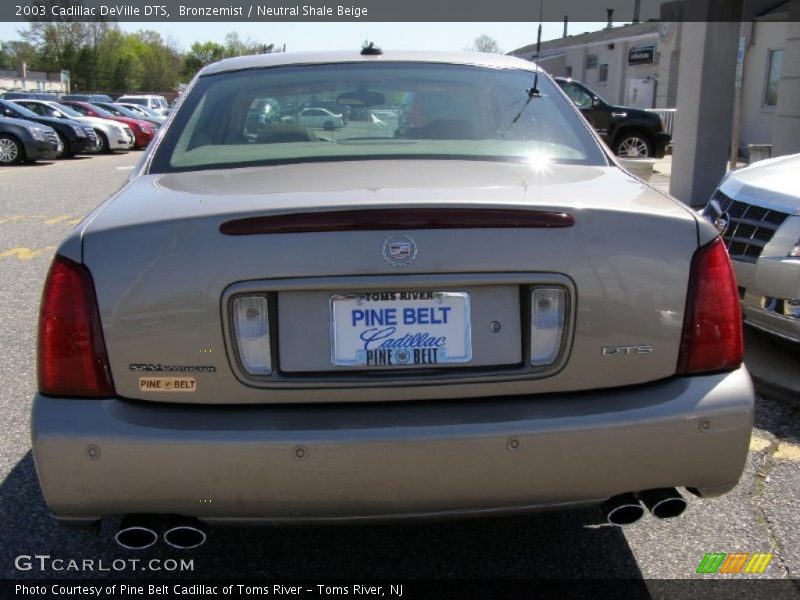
[0, 152, 799, 588]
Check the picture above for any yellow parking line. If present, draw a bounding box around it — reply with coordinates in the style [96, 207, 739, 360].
[0, 215, 82, 226]
[774, 442, 800, 462]
[0, 246, 57, 260]
[43, 215, 72, 225]
[0, 215, 35, 225]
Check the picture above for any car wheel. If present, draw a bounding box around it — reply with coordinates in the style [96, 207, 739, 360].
[56, 132, 72, 158]
[615, 134, 653, 158]
[0, 134, 24, 165]
[323, 121, 336, 131]
[96, 130, 111, 154]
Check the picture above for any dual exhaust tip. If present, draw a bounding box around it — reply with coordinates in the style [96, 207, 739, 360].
[601, 488, 687, 526]
[115, 489, 686, 545]
[115, 516, 207, 550]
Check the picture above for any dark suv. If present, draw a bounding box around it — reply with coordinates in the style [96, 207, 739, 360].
[554, 77, 670, 158]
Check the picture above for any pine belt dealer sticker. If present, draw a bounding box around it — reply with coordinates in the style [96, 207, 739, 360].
[139, 377, 197, 392]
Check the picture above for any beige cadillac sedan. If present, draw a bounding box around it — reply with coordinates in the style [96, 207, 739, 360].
[33, 50, 753, 550]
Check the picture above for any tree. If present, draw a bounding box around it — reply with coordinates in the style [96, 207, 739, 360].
[466, 34, 502, 54]
[0, 40, 38, 69]
[8, 23, 278, 91]
[224, 31, 277, 58]
[183, 41, 225, 78]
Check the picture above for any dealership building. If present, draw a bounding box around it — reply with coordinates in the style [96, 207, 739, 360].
[0, 63, 70, 95]
[509, 1, 792, 158]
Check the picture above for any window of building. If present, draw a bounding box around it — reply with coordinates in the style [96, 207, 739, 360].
[764, 48, 783, 107]
[565, 66, 573, 78]
[599, 64, 608, 83]
[586, 54, 598, 69]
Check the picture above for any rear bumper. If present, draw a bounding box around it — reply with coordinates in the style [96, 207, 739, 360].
[32, 367, 754, 525]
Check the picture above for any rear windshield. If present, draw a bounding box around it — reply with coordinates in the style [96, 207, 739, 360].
[150, 62, 606, 173]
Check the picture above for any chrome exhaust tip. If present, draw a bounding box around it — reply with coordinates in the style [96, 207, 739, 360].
[600, 492, 645, 526]
[163, 519, 207, 550]
[639, 488, 687, 519]
[114, 516, 158, 550]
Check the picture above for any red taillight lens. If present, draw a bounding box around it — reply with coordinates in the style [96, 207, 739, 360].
[677, 238, 743, 375]
[38, 255, 114, 397]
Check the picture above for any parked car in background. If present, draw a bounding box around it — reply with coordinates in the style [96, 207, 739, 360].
[59, 100, 156, 149]
[0, 99, 96, 158]
[32, 51, 753, 545]
[61, 94, 114, 103]
[91, 102, 163, 127]
[0, 91, 61, 101]
[11, 99, 133, 153]
[116, 94, 170, 116]
[291, 107, 344, 130]
[703, 153, 800, 344]
[0, 116, 60, 165]
[554, 77, 670, 158]
[116, 103, 167, 124]
[300, 100, 349, 124]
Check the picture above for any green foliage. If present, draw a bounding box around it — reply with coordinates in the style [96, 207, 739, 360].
[0, 40, 39, 69]
[3, 24, 280, 93]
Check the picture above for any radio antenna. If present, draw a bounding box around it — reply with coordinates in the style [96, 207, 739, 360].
[530, 0, 544, 96]
[499, 0, 544, 136]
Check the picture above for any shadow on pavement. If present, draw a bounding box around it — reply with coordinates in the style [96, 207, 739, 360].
[0, 452, 646, 581]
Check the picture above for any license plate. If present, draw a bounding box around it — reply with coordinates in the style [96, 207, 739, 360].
[330, 291, 472, 367]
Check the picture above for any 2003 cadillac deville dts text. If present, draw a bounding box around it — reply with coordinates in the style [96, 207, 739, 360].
[32, 49, 754, 548]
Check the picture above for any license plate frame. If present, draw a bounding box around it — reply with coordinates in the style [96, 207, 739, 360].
[330, 291, 472, 367]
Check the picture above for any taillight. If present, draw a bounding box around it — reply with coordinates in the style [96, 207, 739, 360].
[530, 287, 567, 367]
[38, 255, 115, 397]
[677, 238, 743, 375]
[232, 295, 272, 376]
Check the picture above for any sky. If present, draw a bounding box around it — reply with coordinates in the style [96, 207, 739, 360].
[0, 21, 610, 54]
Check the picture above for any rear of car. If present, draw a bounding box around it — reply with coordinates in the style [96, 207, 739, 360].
[703, 155, 800, 343]
[32, 52, 753, 533]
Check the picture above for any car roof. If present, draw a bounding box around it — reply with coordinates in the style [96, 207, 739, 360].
[199, 50, 539, 77]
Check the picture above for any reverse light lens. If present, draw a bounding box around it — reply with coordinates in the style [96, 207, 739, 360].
[530, 287, 566, 366]
[232, 295, 271, 375]
[677, 238, 743, 374]
[38, 255, 114, 397]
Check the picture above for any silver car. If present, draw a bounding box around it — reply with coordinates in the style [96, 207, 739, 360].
[33, 51, 753, 549]
[703, 154, 800, 343]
